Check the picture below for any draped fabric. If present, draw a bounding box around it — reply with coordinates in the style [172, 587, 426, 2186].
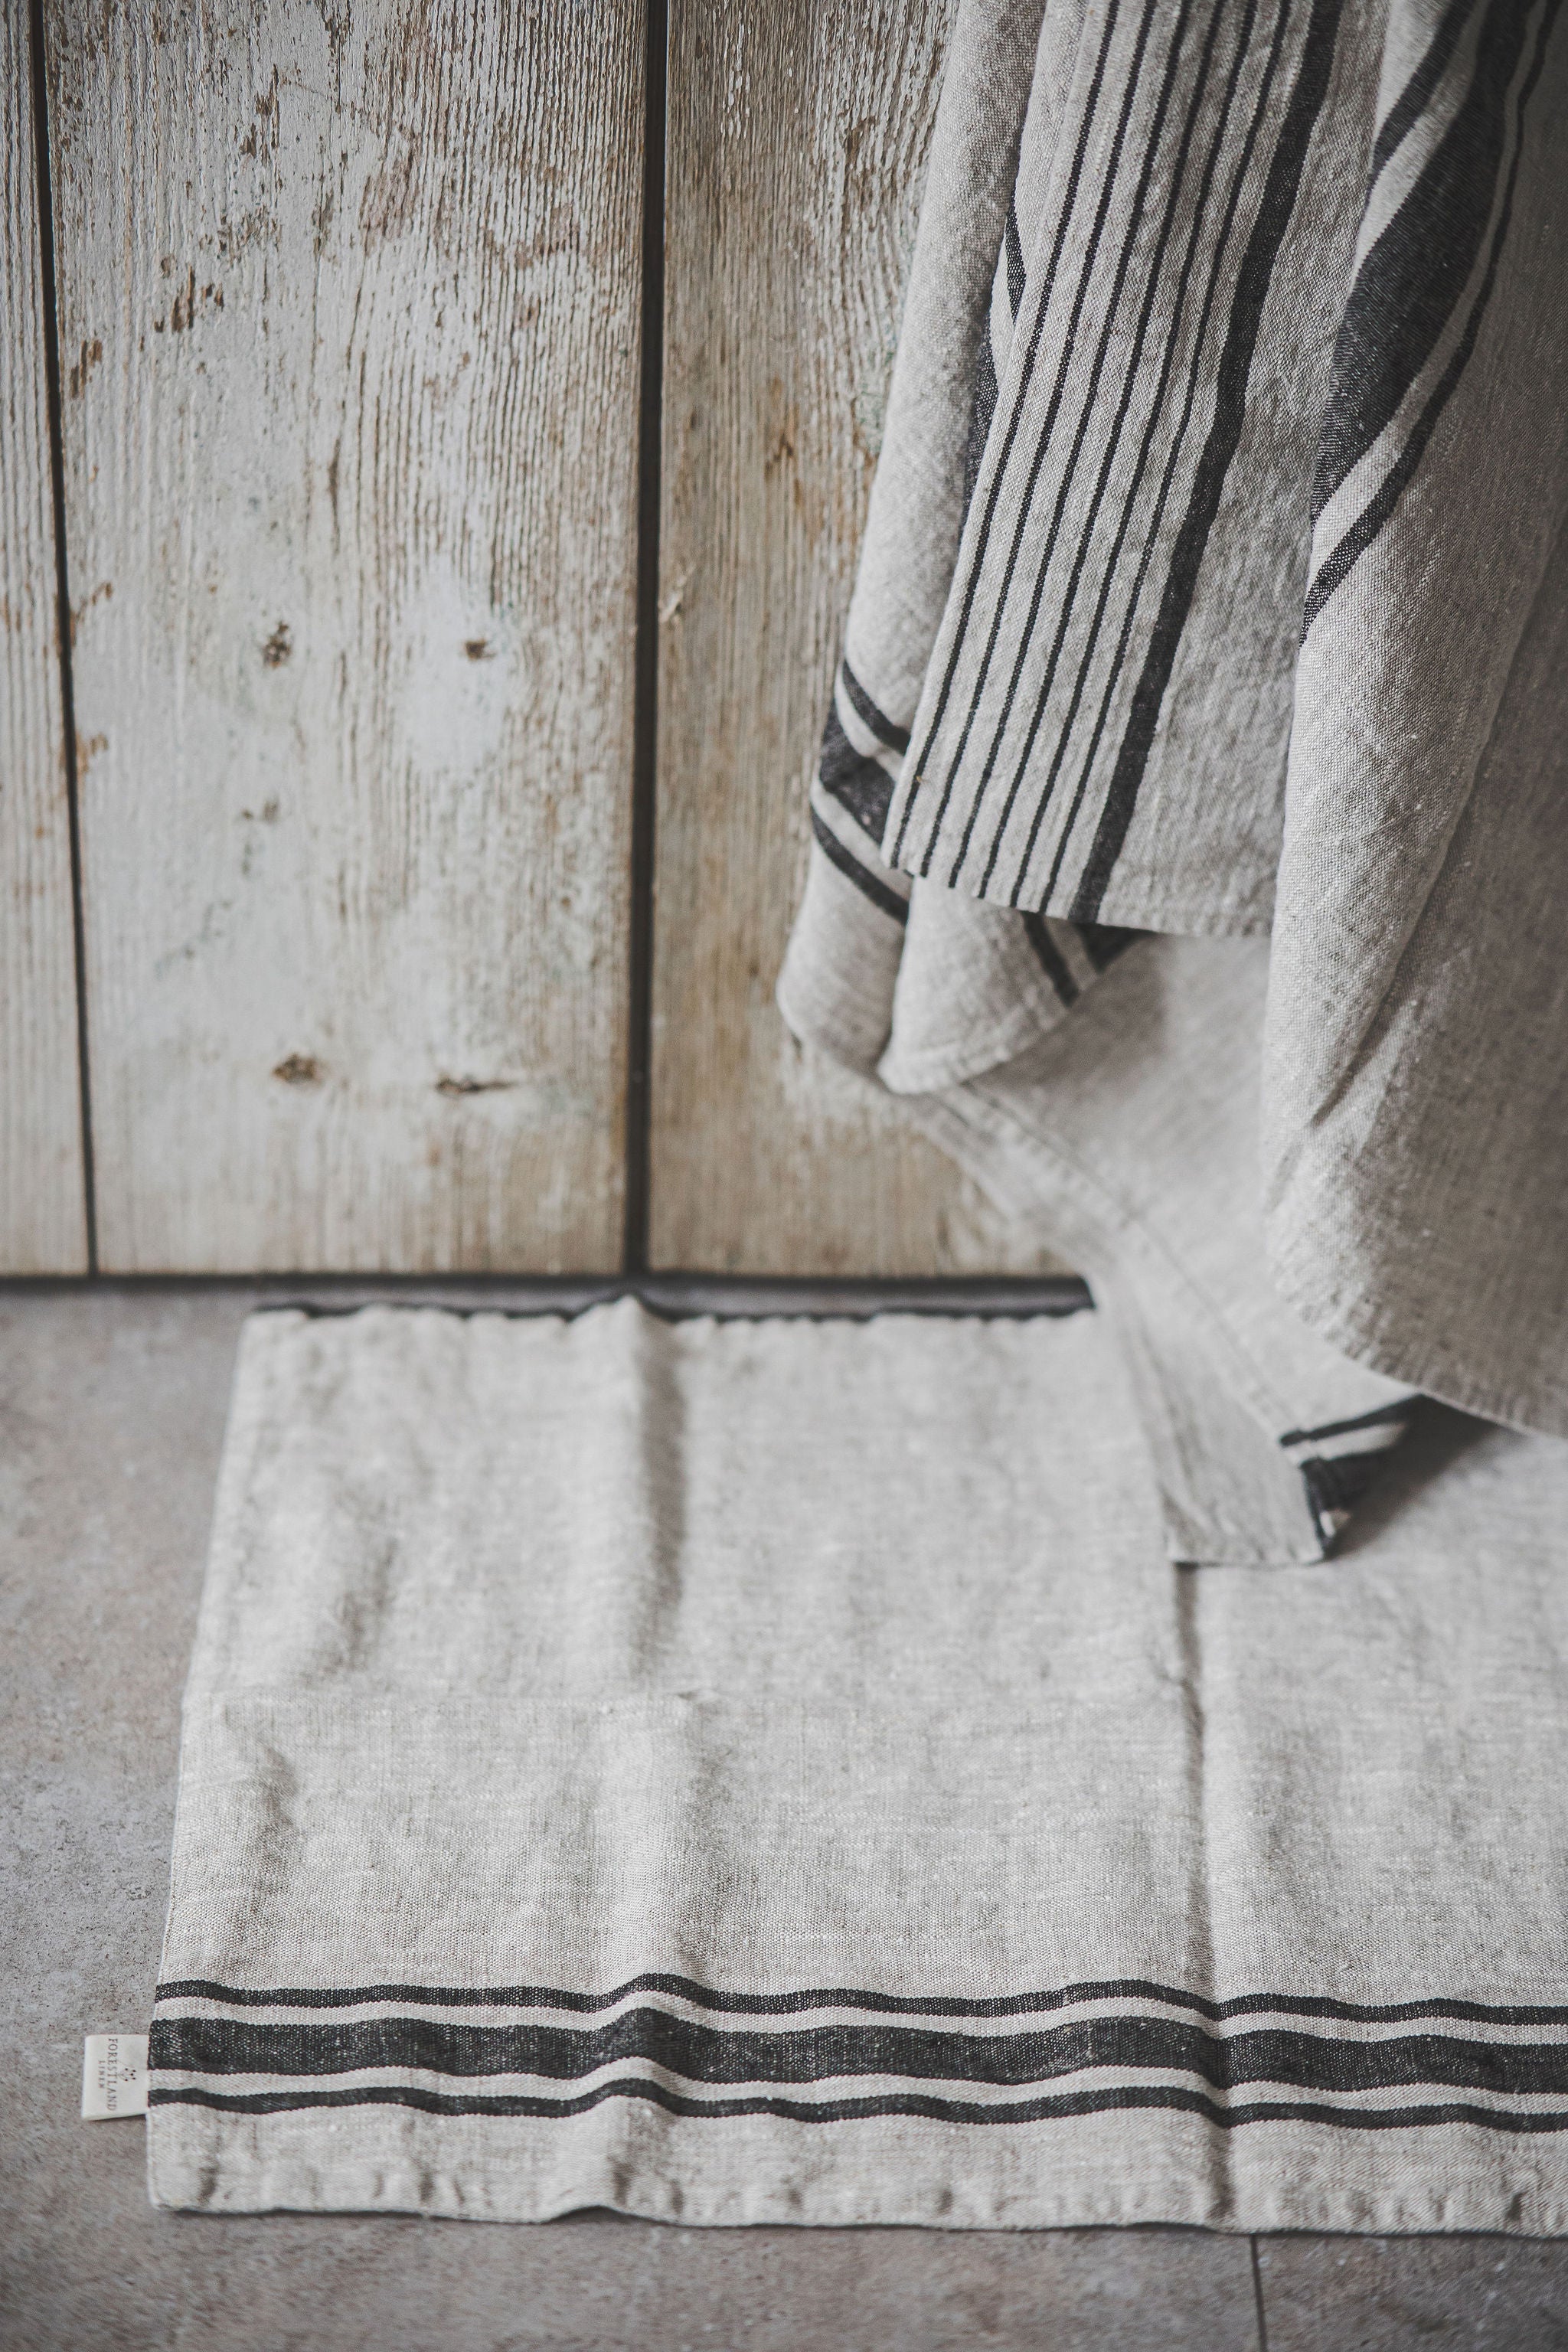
[779, 0, 1568, 1556]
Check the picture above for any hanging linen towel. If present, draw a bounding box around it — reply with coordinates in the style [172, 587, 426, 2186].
[151, 1302, 1568, 2230]
[779, 0, 1568, 1561]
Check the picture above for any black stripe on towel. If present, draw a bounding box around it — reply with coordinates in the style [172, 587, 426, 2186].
[810, 809, 909, 926]
[838, 660, 910, 758]
[1302, 0, 1558, 629]
[1076, 923, 1145, 972]
[1282, 1399, 1416, 1547]
[1279, 1401, 1416, 1446]
[1368, 0, 1482, 185]
[890, 0, 1125, 867]
[962, 331, 1003, 521]
[1025, 0, 1278, 909]
[1311, 0, 1540, 522]
[972, 0, 1227, 898]
[1070, 0, 1343, 920]
[1004, 199, 1027, 318]
[1022, 914, 1080, 1008]
[1299, 1451, 1389, 1544]
[818, 705, 897, 838]
[941, 0, 1174, 888]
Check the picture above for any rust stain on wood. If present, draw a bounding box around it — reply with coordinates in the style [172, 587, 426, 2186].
[68, 336, 102, 397]
[69, 578, 113, 644]
[435, 1073, 514, 1096]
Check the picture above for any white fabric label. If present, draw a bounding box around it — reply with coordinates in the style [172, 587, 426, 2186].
[82, 2033, 149, 2120]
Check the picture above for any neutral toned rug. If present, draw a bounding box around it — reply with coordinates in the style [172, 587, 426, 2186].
[149, 1300, 1568, 2230]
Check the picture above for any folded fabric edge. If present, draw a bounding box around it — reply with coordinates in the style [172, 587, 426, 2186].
[779, 921, 1416, 1569]
[1266, 1236, 1568, 1451]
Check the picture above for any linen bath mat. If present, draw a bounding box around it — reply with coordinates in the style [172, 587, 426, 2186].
[150, 1300, 1568, 2231]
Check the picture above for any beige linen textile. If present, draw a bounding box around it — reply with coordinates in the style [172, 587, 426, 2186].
[781, 0, 1568, 1557]
[151, 1304, 1568, 2230]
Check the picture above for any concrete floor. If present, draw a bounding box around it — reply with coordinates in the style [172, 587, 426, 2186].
[5, 1283, 1568, 2352]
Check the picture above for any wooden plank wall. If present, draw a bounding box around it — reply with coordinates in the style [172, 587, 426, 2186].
[4, 2, 1047, 1277]
[2, 3, 87, 1272]
[652, 0, 1052, 1275]
[44, 0, 643, 1272]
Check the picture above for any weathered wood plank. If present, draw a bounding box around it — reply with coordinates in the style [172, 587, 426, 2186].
[47, 0, 643, 1272]
[0, 3, 87, 1272]
[651, 2, 1059, 1275]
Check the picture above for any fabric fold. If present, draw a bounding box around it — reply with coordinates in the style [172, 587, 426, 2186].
[779, 0, 1568, 1552]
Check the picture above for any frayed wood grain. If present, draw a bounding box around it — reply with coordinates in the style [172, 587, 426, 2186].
[48, 0, 645, 1272]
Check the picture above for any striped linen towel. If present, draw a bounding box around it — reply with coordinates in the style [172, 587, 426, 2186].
[779, 0, 1568, 1561]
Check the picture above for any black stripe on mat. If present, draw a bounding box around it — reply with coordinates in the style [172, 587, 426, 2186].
[155, 1975, 1568, 2027]
[150, 2014, 1568, 2099]
[148, 2079, 1568, 2133]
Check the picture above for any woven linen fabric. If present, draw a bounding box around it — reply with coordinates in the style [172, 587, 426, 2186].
[779, 0, 1568, 1546]
[150, 1302, 1568, 2231]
